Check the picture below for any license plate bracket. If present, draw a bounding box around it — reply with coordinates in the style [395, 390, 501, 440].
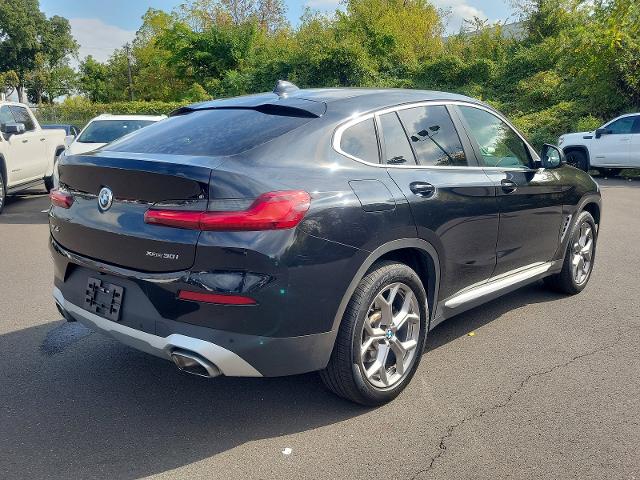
[84, 277, 124, 322]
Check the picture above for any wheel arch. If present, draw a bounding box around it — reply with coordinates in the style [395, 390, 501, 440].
[582, 201, 601, 226]
[47, 145, 66, 178]
[330, 239, 441, 333]
[562, 145, 591, 169]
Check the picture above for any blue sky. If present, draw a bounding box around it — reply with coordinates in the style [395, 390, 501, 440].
[40, 0, 515, 62]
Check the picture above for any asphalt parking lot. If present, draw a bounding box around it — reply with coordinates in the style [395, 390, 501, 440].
[1, 179, 639, 480]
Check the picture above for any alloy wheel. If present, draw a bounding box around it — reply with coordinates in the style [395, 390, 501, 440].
[359, 282, 421, 389]
[571, 222, 594, 285]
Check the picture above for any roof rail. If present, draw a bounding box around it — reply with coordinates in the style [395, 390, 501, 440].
[273, 80, 299, 97]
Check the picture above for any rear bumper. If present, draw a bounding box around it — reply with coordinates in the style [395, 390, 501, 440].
[49, 234, 348, 376]
[54, 287, 262, 377]
[53, 285, 337, 377]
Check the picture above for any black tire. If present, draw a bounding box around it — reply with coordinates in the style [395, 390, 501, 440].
[594, 168, 620, 178]
[320, 261, 428, 406]
[544, 210, 597, 294]
[44, 175, 54, 192]
[0, 170, 6, 214]
[565, 150, 589, 171]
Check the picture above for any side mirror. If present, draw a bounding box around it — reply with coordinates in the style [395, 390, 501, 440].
[595, 128, 610, 139]
[1, 122, 26, 136]
[540, 144, 565, 169]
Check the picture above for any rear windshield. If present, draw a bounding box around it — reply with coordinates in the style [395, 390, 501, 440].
[104, 108, 314, 157]
[78, 120, 155, 144]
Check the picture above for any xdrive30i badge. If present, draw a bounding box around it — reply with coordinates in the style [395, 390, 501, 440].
[146, 250, 180, 260]
[97, 187, 113, 212]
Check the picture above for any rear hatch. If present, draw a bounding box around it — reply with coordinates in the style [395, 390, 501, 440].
[50, 98, 325, 273]
[52, 152, 217, 272]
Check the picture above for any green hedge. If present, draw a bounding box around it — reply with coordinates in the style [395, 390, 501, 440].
[33, 99, 191, 129]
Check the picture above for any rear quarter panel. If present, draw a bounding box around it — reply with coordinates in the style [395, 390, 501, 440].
[193, 116, 417, 336]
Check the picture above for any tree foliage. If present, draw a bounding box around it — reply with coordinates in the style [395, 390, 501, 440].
[0, 0, 77, 102]
[3, 0, 639, 147]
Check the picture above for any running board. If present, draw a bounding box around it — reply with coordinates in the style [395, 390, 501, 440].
[444, 262, 554, 309]
[6, 178, 44, 194]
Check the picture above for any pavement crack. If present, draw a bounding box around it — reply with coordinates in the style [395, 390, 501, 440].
[410, 332, 626, 480]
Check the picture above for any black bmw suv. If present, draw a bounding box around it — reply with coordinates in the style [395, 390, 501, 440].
[50, 83, 601, 405]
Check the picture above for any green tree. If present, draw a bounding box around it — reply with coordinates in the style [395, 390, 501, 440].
[0, 1, 77, 103]
[0, 70, 20, 98]
[0, 0, 47, 101]
[78, 56, 111, 102]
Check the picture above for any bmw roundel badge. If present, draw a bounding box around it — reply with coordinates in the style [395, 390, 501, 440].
[98, 187, 114, 212]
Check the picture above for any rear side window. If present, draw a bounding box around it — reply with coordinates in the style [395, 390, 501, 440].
[633, 116, 640, 134]
[340, 118, 380, 163]
[106, 109, 314, 156]
[379, 112, 415, 165]
[397, 106, 467, 167]
[9, 106, 35, 131]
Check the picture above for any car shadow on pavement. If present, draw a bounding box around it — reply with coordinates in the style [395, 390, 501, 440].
[0, 281, 563, 479]
[0, 189, 50, 225]
[0, 321, 367, 479]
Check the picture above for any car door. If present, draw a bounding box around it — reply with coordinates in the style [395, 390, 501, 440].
[382, 104, 500, 300]
[9, 105, 47, 181]
[625, 116, 640, 168]
[455, 104, 564, 277]
[1, 105, 31, 184]
[591, 116, 634, 167]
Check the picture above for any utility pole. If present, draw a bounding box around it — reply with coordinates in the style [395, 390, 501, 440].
[125, 43, 134, 101]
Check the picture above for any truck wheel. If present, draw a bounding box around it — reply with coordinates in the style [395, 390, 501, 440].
[565, 150, 588, 171]
[320, 261, 428, 406]
[544, 211, 597, 295]
[0, 171, 6, 214]
[44, 175, 54, 193]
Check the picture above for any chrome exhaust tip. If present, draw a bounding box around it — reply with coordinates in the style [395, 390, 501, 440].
[171, 349, 222, 378]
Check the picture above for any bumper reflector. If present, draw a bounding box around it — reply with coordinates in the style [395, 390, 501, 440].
[178, 290, 256, 305]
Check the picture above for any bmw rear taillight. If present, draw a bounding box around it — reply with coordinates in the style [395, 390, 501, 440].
[144, 190, 311, 231]
[49, 189, 74, 209]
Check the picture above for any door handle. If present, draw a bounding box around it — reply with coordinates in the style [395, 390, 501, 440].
[409, 182, 435, 197]
[21, 139, 29, 143]
[501, 179, 518, 193]
[40, 138, 46, 141]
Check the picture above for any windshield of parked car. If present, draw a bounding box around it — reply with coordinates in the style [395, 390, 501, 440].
[77, 120, 155, 144]
[104, 108, 315, 156]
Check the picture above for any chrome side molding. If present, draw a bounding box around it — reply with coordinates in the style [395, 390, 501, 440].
[444, 262, 554, 309]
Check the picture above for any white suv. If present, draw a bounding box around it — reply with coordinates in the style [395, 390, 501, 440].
[65, 114, 167, 156]
[559, 113, 640, 175]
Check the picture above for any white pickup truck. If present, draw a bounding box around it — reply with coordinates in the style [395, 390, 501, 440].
[559, 113, 640, 175]
[0, 101, 66, 213]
